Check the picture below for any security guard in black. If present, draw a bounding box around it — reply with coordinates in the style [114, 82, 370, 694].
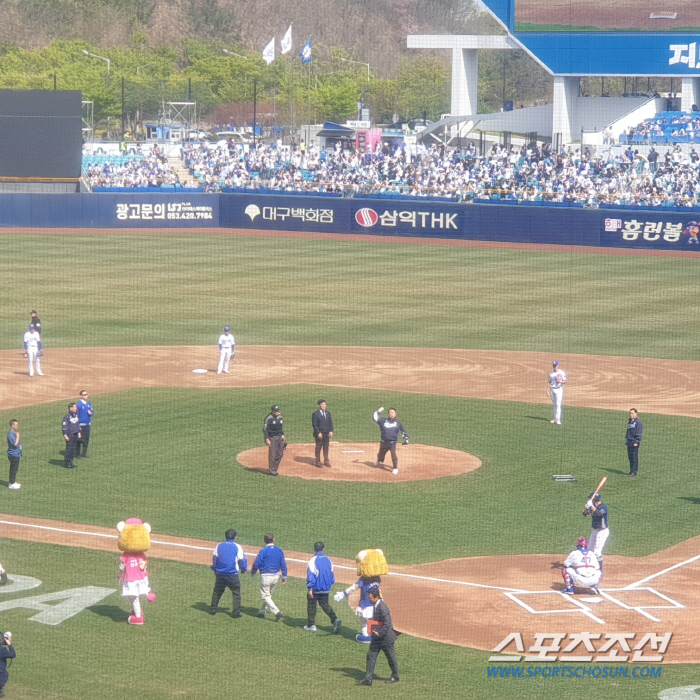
[263, 405, 285, 476]
[62, 403, 82, 469]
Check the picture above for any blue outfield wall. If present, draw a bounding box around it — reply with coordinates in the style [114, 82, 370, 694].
[1, 192, 699, 252]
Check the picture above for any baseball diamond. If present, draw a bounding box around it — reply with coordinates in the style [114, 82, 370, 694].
[2, 228, 700, 700]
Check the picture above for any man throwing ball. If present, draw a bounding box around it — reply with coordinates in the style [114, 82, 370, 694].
[561, 536, 601, 595]
[373, 407, 409, 476]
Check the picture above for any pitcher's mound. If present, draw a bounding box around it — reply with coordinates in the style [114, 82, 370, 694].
[237, 442, 481, 482]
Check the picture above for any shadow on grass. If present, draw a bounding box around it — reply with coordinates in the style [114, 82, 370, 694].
[598, 468, 628, 475]
[677, 496, 700, 505]
[525, 416, 551, 422]
[191, 602, 212, 615]
[89, 604, 129, 623]
[48, 459, 69, 467]
[329, 667, 366, 682]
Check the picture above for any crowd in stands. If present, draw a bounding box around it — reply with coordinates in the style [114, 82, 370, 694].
[83, 116, 700, 208]
[85, 145, 192, 189]
[621, 110, 700, 144]
[180, 138, 700, 208]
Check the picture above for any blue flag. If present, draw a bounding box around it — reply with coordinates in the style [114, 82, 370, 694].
[300, 39, 312, 64]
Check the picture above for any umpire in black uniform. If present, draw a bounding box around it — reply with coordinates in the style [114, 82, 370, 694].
[312, 399, 334, 467]
[356, 588, 400, 686]
[62, 403, 81, 469]
[263, 405, 285, 476]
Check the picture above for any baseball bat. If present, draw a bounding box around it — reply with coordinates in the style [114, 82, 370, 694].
[585, 476, 607, 509]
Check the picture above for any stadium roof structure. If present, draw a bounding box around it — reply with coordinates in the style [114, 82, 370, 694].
[478, 0, 700, 77]
[409, 1, 700, 144]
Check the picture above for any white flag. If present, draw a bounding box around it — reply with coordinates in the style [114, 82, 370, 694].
[281, 25, 292, 54]
[262, 37, 275, 65]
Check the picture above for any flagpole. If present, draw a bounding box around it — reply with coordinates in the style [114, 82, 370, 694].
[274, 55, 278, 138]
[290, 58, 295, 144]
[307, 61, 311, 148]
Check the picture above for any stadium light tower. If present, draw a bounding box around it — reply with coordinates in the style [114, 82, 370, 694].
[341, 57, 370, 82]
[82, 50, 110, 74]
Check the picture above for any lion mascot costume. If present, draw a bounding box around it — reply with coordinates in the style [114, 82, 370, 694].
[117, 518, 156, 625]
[334, 549, 388, 642]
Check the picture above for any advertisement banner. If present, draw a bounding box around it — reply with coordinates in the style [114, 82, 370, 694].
[600, 212, 700, 250]
[220, 194, 346, 232]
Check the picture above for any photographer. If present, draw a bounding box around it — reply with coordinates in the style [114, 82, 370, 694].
[0, 631, 15, 697]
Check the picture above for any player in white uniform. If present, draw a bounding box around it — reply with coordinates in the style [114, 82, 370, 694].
[217, 327, 235, 374]
[561, 536, 601, 595]
[547, 360, 567, 425]
[23, 324, 43, 377]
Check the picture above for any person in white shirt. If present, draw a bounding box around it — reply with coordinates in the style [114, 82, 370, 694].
[547, 360, 567, 425]
[23, 325, 43, 377]
[217, 327, 235, 374]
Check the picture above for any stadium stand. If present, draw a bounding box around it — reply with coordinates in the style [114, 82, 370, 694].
[82, 133, 700, 208]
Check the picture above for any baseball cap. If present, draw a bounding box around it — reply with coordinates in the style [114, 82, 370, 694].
[28, 324, 35, 329]
[589, 492, 601, 501]
[224, 326, 230, 331]
[271, 405, 280, 412]
[553, 360, 559, 366]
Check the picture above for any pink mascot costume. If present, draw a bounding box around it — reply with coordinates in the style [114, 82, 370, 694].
[117, 518, 156, 625]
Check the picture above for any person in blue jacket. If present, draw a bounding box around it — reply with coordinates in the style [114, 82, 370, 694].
[0, 631, 16, 697]
[251, 533, 287, 620]
[304, 541, 341, 633]
[76, 390, 95, 458]
[210, 529, 248, 618]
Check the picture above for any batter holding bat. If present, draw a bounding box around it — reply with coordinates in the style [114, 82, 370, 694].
[583, 493, 609, 571]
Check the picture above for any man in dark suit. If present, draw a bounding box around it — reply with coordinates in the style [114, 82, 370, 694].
[356, 588, 400, 686]
[312, 399, 334, 467]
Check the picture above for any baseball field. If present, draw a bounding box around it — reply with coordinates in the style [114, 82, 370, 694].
[1, 231, 700, 699]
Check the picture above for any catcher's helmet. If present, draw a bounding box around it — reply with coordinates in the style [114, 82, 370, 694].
[577, 536, 588, 549]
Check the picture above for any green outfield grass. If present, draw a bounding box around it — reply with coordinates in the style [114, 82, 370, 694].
[2, 386, 697, 564]
[0, 539, 694, 699]
[2, 234, 700, 359]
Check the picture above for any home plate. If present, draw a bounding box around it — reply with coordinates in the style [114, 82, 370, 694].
[192, 369, 208, 374]
[579, 596, 603, 603]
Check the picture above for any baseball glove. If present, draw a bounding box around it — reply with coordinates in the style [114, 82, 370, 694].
[403, 439, 410, 445]
[37, 349, 43, 357]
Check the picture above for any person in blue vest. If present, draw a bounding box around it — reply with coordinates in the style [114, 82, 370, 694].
[304, 542, 341, 633]
[76, 390, 95, 458]
[210, 529, 248, 618]
[6, 420, 21, 490]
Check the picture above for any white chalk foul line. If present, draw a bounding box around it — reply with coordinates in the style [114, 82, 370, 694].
[0, 519, 520, 592]
[625, 553, 700, 589]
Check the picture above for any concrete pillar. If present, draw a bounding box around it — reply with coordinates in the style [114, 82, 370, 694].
[681, 77, 700, 112]
[552, 76, 579, 144]
[451, 48, 479, 116]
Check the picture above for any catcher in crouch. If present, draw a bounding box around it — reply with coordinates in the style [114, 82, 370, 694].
[561, 536, 602, 595]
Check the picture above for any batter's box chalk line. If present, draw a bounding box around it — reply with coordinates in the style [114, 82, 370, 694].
[505, 590, 606, 625]
[597, 587, 684, 623]
[505, 587, 684, 625]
